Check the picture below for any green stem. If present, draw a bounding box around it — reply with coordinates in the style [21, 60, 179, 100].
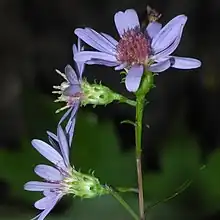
[116, 187, 139, 193]
[135, 96, 145, 220]
[107, 186, 139, 220]
[135, 72, 154, 220]
[115, 94, 137, 107]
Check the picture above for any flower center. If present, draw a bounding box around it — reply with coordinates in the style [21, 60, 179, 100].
[67, 92, 83, 106]
[116, 27, 151, 65]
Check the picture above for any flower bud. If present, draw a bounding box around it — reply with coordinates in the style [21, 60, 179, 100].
[80, 79, 121, 107]
[63, 168, 107, 198]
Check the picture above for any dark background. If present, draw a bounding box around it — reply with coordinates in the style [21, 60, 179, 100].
[1, 0, 220, 219]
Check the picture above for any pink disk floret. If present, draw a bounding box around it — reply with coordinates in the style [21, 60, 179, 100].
[116, 27, 151, 65]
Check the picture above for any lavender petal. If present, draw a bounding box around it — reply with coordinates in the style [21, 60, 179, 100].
[114, 9, 140, 37]
[34, 196, 56, 210]
[74, 51, 117, 63]
[33, 195, 62, 220]
[34, 165, 63, 181]
[65, 65, 79, 84]
[148, 59, 171, 72]
[86, 59, 118, 66]
[74, 28, 116, 54]
[72, 39, 85, 78]
[59, 107, 73, 125]
[31, 139, 66, 169]
[171, 56, 201, 69]
[72, 44, 78, 55]
[57, 125, 70, 166]
[114, 62, 127, 70]
[65, 103, 79, 146]
[63, 84, 81, 96]
[43, 190, 56, 197]
[85, 28, 116, 53]
[67, 117, 76, 147]
[125, 65, 144, 92]
[152, 15, 187, 54]
[101, 32, 118, 47]
[146, 21, 162, 39]
[65, 103, 79, 133]
[24, 181, 60, 191]
[153, 24, 186, 60]
[47, 131, 58, 142]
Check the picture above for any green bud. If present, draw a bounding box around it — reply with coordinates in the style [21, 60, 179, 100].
[62, 168, 107, 199]
[53, 68, 136, 113]
[80, 79, 121, 107]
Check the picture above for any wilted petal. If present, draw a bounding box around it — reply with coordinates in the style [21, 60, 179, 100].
[171, 56, 201, 69]
[74, 51, 117, 63]
[34, 165, 63, 181]
[24, 181, 60, 191]
[63, 84, 81, 96]
[125, 65, 144, 92]
[148, 59, 171, 72]
[31, 139, 65, 169]
[57, 125, 70, 166]
[65, 65, 79, 84]
[74, 28, 115, 54]
[114, 9, 140, 37]
[146, 21, 162, 39]
[152, 15, 187, 54]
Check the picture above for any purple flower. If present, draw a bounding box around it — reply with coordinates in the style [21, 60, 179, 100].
[53, 38, 85, 146]
[24, 125, 106, 220]
[24, 125, 72, 220]
[74, 9, 201, 92]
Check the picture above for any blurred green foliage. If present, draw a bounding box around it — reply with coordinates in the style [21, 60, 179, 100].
[1, 90, 220, 220]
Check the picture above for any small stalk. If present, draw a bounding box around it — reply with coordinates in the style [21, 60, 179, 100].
[135, 71, 154, 220]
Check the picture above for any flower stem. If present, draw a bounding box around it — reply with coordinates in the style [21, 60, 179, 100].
[107, 186, 139, 220]
[116, 187, 139, 193]
[117, 95, 137, 107]
[135, 95, 145, 220]
[135, 71, 154, 220]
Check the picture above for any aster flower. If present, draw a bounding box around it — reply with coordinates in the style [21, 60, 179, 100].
[74, 9, 201, 92]
[53, 38, 85, 146]
[24, 125, 107, 220]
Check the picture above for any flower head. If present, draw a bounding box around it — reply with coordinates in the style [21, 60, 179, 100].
[53, 65, 123, 111]
[53, 38, 85, 146]
[24, 125, 107, 220]
[74, 9, 201, 92]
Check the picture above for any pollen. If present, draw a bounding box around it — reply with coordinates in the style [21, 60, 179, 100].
[116, 27, 151, 65]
